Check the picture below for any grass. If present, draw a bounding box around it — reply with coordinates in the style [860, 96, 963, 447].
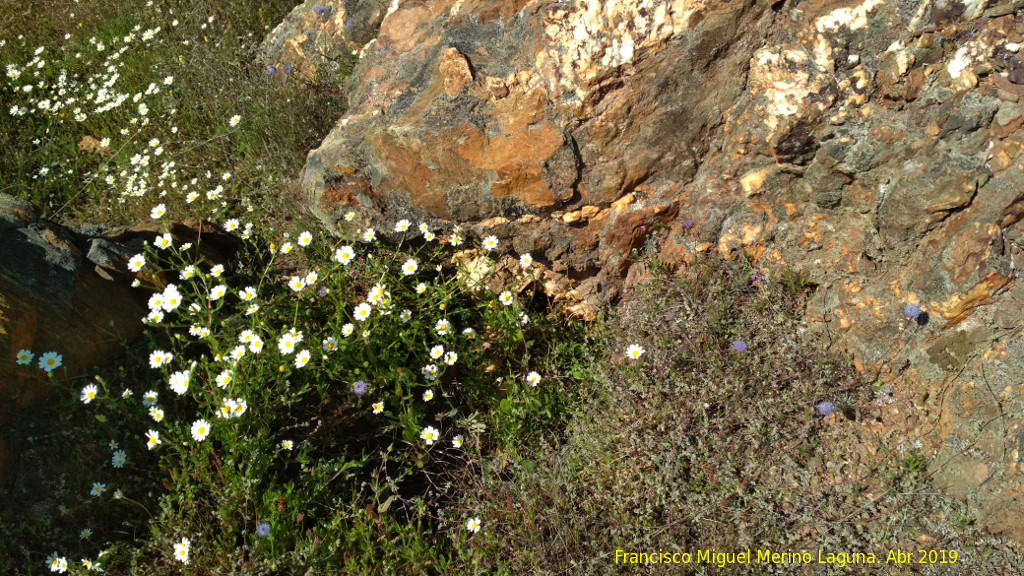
[0, 0, 344, 230]
[2, 1, 1024, 575]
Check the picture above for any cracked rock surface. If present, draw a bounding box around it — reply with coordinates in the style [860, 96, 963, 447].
[273, 0, 1024, 544]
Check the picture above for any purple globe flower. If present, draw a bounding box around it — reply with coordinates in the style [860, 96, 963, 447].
[749, 274, 764, 283]
[283, 64, 293, 75]
[317, 286, 329, 298]
[256, 522, 271, 537]
[352, 380, 368, 396]
[815, 401, 835, 417]
[682, 219, 694, 229]
[313, 4, 327, 16]
[266, 65, 276, 75]
[903, 304, 922, 320]
[345, 18, 354, 27]
[731, 340, 747, 353]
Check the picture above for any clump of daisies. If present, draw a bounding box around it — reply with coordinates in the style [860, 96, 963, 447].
[47, 194, 570, 572]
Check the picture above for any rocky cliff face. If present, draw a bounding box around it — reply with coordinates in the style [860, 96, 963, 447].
[272, 0, 1024, 543]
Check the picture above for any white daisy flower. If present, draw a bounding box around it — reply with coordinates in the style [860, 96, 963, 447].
[435, 319, 452, 336]
[422, 364, 438, 381]
[499, 291, 513, 306]
[294, 349, 311, 368]
[173, 537, 190, 564]
[322, 337, 339, 353]
[148, 293, 165, 312]
[452, 435, 464, 448]
[80, 384, 98, 404]
[423, 389, 434, 401]
[430, 345, 444, 359]
[216, 370, 233, 388]
[297, 231, 312, 246]
[526, 371, 541, 387]
[191, 419, 211, 442]
[402, 259, 418, 275]
[395, 219, 411, 232]
[278, 334, 297, 355]
[354, 302, 372, 322]
[420, 425, 440, 445]
[625, 344, 645, 360]
[169, 370, 189, 395]
[482, 235, 498, 251]
[162, 286, 182, 311]
[334, 245, 355, 265]
[128, 254, 146, 272]
[149, 350, 172, 369]
[150, 203, 166, 219]
[520, 253, 533, 268]
[249, 336, 264, 354]
[145, 429, 161, 450]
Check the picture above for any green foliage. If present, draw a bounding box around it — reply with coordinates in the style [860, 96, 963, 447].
[0, 0, 344, 227]
[456, 256, 1024, 575]
[3, 2, 1023, 576]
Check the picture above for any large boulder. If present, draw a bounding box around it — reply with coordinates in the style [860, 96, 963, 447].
[276, 0, 1024, 543]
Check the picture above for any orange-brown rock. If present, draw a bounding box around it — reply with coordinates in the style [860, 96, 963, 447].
[275, 0, 1024, 545]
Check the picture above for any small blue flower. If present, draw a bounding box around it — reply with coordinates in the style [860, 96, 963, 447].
[313, 4, 327, 16]
[266, 65, 276, 75]
[815, 401, 835, 417]
[283, 64, 293, 75]
[903, 304, 922, 320]
[345, 18, 354, 27]
[256, 523, 271, 537]
[731, 340, 747, 353]
[682, 219, 694, 229]
[352, 380, 368, 396]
